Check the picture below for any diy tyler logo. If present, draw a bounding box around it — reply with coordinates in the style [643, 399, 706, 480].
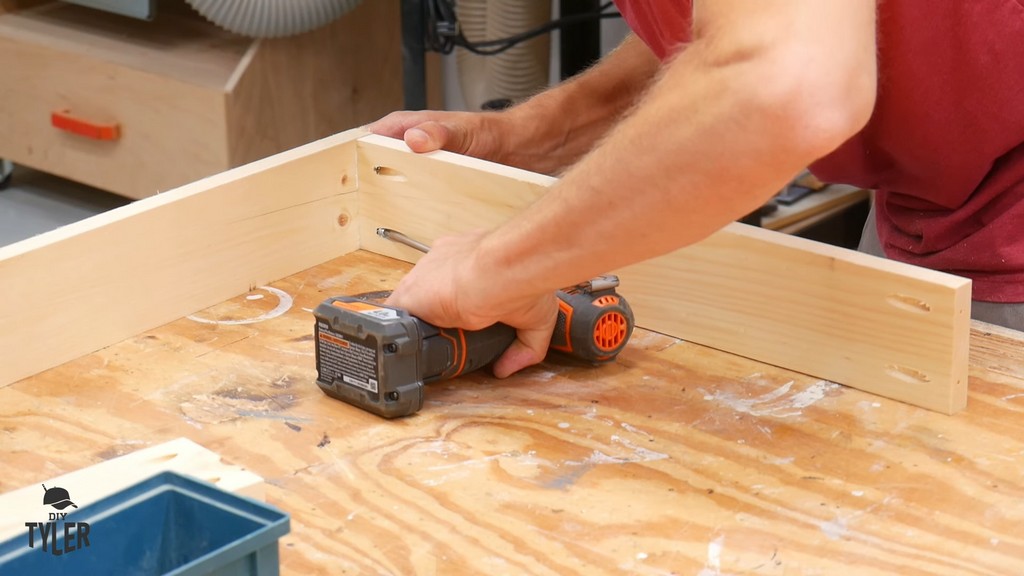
[24, 484, 92, 556]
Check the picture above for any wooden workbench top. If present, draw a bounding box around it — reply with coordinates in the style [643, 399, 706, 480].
[2, 250, 1021, 575]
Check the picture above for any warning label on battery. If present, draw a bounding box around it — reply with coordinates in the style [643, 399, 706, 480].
[317, 327, 379, 393]
[331, 300, 399, 321]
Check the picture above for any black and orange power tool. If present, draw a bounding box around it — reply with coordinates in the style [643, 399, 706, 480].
[548, 275, 634, 363]
[312, 229, 634, 418]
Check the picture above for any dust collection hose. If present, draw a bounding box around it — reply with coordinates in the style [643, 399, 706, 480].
[185, 0, 553, 111]
[184, 0, 364, 38]
[455, 0, 552, 111]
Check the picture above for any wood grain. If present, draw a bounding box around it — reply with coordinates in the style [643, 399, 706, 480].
[354, 135, 554, 262]
[0, 131, 362, 388]
[1, 250, 1019, 575]
[618, 225, 971, 414]
[225, 0, 403, 168]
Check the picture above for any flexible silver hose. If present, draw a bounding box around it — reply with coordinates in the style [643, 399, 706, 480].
[185, 0, 363, 38]
[455, 0, 552, 110]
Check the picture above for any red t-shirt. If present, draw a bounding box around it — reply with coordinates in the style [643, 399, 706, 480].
[614, 1, 1024, 302]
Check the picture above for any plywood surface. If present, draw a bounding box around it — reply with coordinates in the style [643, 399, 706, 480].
[1, 250, 1021, 575]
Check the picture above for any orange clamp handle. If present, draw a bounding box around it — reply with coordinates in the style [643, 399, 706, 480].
[51, 110, 120, 141]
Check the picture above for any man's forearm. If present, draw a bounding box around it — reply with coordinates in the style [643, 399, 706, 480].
[474, 1, 877, 301]
[495, 34, 661, 174]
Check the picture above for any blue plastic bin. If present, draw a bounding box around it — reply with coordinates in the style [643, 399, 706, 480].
[0, 471, 290, 575]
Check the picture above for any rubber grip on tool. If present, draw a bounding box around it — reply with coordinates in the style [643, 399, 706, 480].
[549, 290, 634, 363]
[436, 323, 517, 380]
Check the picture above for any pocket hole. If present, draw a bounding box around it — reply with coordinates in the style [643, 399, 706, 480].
[885, 364, 931, 384]
[886, 294, 932, 313]
[372, 166, 407, 182]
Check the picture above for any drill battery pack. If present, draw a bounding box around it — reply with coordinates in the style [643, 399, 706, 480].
[314, 297, 428, 418]
[313, 296, 515, 418]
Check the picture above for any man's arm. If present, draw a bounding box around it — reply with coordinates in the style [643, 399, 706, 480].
[388, 0, 878, 377]
[368, 34, 660, 174]
[487, 1, 877, 276]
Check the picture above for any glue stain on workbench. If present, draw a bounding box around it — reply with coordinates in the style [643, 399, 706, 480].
[544, 435, 669, 490]
[701, 379, 841, 418]
[179, 383, 299, 424]
[696, 534, 725, 576]
[818, 495, 896, 542]
[315, 271, 358, 291]
[186, 286, 293, 325]
[819, 516, 849, 540]
[409, 419, 668, 490]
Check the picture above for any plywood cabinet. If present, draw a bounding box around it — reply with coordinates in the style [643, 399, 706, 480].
[0, 1, 402, 199]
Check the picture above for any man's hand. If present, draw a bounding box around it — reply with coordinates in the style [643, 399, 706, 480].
[384, 231, 559, 378]
[366, 34, 660, 176]
[366, 110, 507, 163]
